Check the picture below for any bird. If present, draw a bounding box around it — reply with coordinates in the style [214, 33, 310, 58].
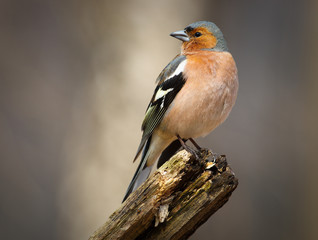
[123, 21, 238, 202]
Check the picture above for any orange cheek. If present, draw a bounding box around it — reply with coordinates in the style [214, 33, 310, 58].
[182, 34, 217, 52]
[201, 35, 217, 49]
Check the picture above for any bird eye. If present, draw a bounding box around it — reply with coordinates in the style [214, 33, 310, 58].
[194, 32, 202, 37]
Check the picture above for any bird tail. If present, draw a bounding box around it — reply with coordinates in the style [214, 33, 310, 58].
[122, 138, 184, 202]
[122, 136, 152, 202]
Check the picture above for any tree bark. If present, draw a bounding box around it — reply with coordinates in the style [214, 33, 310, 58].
[89, 149, 238, 240]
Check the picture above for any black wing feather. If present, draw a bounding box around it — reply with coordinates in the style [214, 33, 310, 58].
[133, 55, 187, 161]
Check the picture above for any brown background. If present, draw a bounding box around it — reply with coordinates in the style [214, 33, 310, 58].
[1, 0, 318, 239]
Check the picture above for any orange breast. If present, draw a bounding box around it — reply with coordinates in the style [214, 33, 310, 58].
[157, 50, 238, 139]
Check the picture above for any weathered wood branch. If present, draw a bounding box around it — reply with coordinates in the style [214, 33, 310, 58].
[89, 149, 238, 240]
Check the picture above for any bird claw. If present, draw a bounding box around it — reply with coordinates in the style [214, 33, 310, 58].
[186, 147, 211, 162]
[184, 147, 200, 159]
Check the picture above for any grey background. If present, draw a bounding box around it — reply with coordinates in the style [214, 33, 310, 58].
[1, 0, 318, 239]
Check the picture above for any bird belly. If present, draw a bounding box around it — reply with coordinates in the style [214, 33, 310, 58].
[159, 83, 231, 138]
[158, 52, 238, 139]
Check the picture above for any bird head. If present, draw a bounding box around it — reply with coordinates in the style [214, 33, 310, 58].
[170, 21, 228, 53]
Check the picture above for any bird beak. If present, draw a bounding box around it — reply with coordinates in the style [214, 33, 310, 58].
[170, 30, 190, 42]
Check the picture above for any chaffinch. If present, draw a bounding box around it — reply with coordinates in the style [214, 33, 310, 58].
[123, 21, 238, 202]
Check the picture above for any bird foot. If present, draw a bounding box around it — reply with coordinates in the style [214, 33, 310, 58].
[184, 146, 212, 162]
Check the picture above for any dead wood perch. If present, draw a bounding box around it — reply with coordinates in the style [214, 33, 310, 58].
[89, 149, 238, 240]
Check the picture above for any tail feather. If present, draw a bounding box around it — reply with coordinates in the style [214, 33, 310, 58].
[122, 136, 152, 202]
[122, 138, 185, 202]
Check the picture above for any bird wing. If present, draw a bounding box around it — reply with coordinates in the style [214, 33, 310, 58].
[133, 54, 187, 161]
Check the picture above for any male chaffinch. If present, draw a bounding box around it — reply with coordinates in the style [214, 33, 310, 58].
[123, 21, 238, 202]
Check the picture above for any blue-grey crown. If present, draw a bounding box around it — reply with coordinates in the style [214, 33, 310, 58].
[186, 21, 228, 52]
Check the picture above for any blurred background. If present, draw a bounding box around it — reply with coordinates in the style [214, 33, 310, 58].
[1, 0, 318, 239]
